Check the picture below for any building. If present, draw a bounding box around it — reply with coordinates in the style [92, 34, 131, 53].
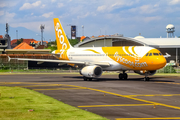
[0, 35, 8, 53]
[11, 38, 37, 48]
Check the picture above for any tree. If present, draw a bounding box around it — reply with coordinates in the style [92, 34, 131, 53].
[69, 39, 79, 46]
[45, 40, 57, 52]
[45, 39, 79, 52]
[16, 38, 23, 45]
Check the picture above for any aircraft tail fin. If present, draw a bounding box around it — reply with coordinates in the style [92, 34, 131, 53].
[53, 18, 72, 51]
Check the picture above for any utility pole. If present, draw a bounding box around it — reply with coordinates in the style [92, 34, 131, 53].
[40, 25, 45, 45]
[5, 23, 11, 49]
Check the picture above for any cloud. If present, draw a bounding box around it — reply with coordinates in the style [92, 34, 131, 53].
[51, 0, 56, 2]
[41, 4, 46, 8]
[0, 12, 16, 24]
[142, 16, 162, 22]
[77, 12, 90, 19]
[42, 12, 54, 18]
[0, 11, 4, 16]
[97, 0, 140, 12]
[0, 3, 6, 8]
[97, 5, 106, 12]
[140, 5, 158, 14]
[5, 12, 16, 19]
[129, 4, 159, 14]
[57, 3, 64, 8]
[19, 1, 41, 10]
[169, 0, 180, 5]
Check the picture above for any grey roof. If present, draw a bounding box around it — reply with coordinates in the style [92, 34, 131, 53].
[134, 38, 180, 48]
[75, 36, 180, 48]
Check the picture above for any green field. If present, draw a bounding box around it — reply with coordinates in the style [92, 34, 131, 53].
[0, 86, 108, 120]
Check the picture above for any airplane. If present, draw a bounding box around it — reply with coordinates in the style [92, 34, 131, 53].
[9, 18, 167, 81]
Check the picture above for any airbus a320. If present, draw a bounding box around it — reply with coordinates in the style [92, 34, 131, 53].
[10, 18, 167, 81]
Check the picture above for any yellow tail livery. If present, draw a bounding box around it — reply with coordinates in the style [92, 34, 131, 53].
[53, 18, 72, 59]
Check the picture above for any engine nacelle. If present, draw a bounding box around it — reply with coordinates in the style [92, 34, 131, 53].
[80, 65, 103, 78]
[134, 70, 157, 76]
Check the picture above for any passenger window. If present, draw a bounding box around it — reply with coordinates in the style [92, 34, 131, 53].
[153, 53, 159, 56]
[146, 53, 149, 56]
[149, 53, 152, 56]
[159, 53, 162, 55]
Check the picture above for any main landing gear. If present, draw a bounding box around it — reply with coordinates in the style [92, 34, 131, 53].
[83, 77, 92, 81]
[119, 71, 128, 80]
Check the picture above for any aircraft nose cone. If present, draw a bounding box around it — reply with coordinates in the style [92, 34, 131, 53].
[154, 56, 166, 69]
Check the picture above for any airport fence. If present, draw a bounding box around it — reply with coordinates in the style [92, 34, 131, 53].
[0, 56, 28, 70]
[0, 54, 78, 71]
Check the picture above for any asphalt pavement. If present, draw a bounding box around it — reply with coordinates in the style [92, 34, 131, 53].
[0, 73, 180, 120]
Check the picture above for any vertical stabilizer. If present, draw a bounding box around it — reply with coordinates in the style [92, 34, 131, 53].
[53, 18, 72, 51]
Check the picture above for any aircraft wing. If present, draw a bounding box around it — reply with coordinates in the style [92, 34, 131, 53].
[8, 57, 110, 67]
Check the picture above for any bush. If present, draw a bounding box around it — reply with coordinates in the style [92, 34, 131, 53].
[163, 66, 176, 73]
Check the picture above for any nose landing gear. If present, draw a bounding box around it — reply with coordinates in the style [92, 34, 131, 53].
[144, 72, 150, 81]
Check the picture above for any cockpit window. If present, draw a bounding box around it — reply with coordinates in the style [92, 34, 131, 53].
[146, 53, 149, 56]
[149, 53, 152, 56]
[153, 53, 159, 56]
[159, 53, 162, 55]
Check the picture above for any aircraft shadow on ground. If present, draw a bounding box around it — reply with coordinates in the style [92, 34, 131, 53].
[62, 76, 174, 82]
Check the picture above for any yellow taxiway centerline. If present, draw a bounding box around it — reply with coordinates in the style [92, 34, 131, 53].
[156, 82, 180, 85]
[78, 104, 155, 108]
[15, 84, 63, 88]
[0, 82, 47, 85]
[63, 84, 180, 110]
[1, 82, 180, 110]
[124, 94, 180, 97]
[116, 117, 180, 120]
[33, 88, 86, 91]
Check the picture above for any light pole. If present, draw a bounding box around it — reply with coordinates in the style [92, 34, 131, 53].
[16, 30, 18, 40]
[82, 25, 84, 36]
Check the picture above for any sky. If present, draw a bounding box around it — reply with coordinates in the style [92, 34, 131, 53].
[0, 0, 180, 41]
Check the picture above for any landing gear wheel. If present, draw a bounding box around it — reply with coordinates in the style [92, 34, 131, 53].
[119, 73, 123, 80]
[88, 78, 92, 81]
[123, 73, 128, 80]
[119, 73, 128, 80]
[144, 77, 149, 81]
[83, 77, 87, 81]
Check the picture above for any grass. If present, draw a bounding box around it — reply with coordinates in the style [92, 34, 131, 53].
[0, 86, 108, 120]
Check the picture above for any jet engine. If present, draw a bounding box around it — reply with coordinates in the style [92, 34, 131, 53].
[134, 70, 156, 76]
[80, 65, 103, 78]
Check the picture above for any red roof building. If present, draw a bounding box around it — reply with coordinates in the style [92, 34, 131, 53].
[11, 39, 37, 45]
[13, 42, 34, 49]
[0, 35, 3, 38]
[80, 36, 86, 42]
